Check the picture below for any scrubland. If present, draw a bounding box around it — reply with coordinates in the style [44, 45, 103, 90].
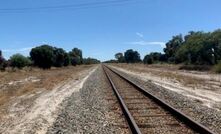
[0, 65, 96, 133]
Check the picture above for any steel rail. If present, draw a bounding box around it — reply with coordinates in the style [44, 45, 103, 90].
[103, 66, 142, 134]
[103, 64, 216, 134]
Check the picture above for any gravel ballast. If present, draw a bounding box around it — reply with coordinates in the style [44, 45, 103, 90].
[110, 65, 221, 134]
[47, 65, 129, 134]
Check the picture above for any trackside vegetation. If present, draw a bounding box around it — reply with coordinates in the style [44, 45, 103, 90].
[214, 61, 221, 73]
[0, 45, 100, 70]
[0, 50, 7, 71]
[10, 54, 32, 69]
[152, 29, 221, 65]
[112, 29, 221, 73]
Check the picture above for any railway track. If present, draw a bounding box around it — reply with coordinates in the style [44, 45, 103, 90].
[103, 65, 215, 134]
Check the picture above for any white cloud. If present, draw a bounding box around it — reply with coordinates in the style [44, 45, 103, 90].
[2, 47, 34, 52]
[136, 32, 144, 38]
[125, 41, 166, 48]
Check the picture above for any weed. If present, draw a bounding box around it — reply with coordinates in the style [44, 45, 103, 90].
[214, 62, 221, 73]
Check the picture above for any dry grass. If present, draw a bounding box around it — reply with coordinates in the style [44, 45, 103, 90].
[111, 63, 207, 87]
[0, 65, 94, 116]
[213, 62, 221, 73]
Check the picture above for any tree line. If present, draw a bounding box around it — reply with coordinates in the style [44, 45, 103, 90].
[111, 29, 221, 72]
[112, 29, 221, 65]
[0, 45, 100, 70]
[147, 29, 221, 65]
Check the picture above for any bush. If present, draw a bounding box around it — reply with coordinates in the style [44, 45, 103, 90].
[30, 45, 55, 69]
[10, 54, 31, 69]
[143, 55, 153, 64]
[83, 57, 100, 64]
[168, 57, 175, 63]
[69, 48, 83, 65]
[71, 57, 81, 66]
[0, 50, 8, 71]
[143, 52, 166, 64]
[103, 59, 118, 63]
[53, 48, 67, 67]
[63, 53, 70, 66]
[124, 49, 141, 63]
[115, 53, 125, 63]
[0, 50, 4, 64]
[0, 61, 8, 71]
[214, 61, 221, 73]
[179, 65, 211, 71]
[0, 57, 7, 71]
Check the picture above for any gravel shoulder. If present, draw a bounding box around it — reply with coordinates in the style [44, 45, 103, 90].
[110, 63, 221, 110]
[47, 65, 130, 134]
[109, 64, 221, 134]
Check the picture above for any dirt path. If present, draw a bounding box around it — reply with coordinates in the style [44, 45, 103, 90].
[0, 66, 97, 134]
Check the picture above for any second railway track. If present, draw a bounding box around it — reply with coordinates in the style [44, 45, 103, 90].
[103, 65, 215, 134]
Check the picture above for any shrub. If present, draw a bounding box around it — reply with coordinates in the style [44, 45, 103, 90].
[0, 52, 4, 63]
[83, 57, 100, 64]
[69, 48, 83, 65]
[0, 50, 4, 64]
[63, 53, 70, 66]
[0, 50, 8, 71]
[71, 57, 81, 66]
[53, 48, 67, 67]
[143, 55, 153, 64]
[168, 57, 175, 63]
[30, 45, 55, 69]
[0, 56, 7, 71]
[115, 53, 125, 63]
[0, 61, 8, 71]
[214, 61, 221, 73]
[124, 49, 141, 63]
[10, 54, 31, 69]
[179, 65, 211, 71]
[103, 59, 118, 63]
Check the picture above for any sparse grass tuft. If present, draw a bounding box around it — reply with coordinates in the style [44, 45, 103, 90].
[214, 62, 221, 73]
[0, 65, 94, 119]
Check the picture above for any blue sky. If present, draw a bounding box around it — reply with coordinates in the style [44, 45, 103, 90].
[1, 0, 221, 61]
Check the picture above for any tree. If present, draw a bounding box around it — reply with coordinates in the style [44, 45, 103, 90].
[124, 49, 141, 63]
[175, 32, 213, 65]
[63, 53, 70, 66]
[71, 57, 81, 66]
[164, 34, 183, 63]
[83, 57, 100, 64]
[159, 54, 167, 62]
[30, 45, 55, 69]
[69, 48, 83, 65]
[150, 52, 161, 61]
[211, 29, 221, 64]
[10, 54, 31, 69]
[143, 52, 165, 64]
[0, 50, 7, 70]
[103, 59, 118, 63]
[53, 48, 67, 67]
[115, 52, 125, 63]
[143, 55, 153, 64]
[0, 50, 4, 65]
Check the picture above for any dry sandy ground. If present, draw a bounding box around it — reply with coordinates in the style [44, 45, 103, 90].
[110, 63, 221, 111]
[0, 65, 97, 134]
